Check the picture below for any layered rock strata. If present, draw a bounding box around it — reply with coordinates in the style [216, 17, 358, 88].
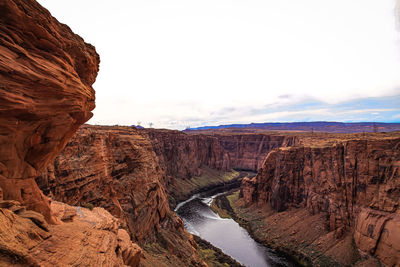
[39, 127, 296, 211]
[214, 134, 297, 171]
[0, 1, 145, 266]
[37, 126, 170, 242]
[36, 126, 207, 266]
[0, 0, 98, 222]
[146, 129, 231, 180]
[241, 137, 400, 266]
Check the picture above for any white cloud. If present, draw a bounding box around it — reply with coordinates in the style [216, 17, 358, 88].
[38, 0, 400, 128]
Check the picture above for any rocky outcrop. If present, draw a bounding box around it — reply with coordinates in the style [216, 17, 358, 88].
[0, 1, 146, 266]
[241, 137, 400, 266]
[0, 199, 141, 267]
[0, 0, 99, 222]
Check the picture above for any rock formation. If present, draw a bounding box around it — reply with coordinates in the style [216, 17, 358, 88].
[38, 127, 298, 211]
[36, 126, 207, 266]
[213, 134, 297, 171]
[37, 125, 301, 264]
[0, 1, 145, 266]
[0, 0, 99, 223]
[0, 199, 141, 266]
[240, 137, 400, 266]
[37, 126, 170, 242]
[147, 129, 231, 180]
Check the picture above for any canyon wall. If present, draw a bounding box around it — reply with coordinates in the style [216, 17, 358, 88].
[146, 129, 231, 182]
[37, 126, 171, 242]
[241, 138, 400, 266]
[214, 134, 297, 171]
[39, 127, 298, 210]
[36, 126, 209, 266]
[38, 126, 236, 230]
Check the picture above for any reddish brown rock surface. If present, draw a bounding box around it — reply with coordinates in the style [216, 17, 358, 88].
[37, 125, 207, 266]
[37, 126, 170, 242]
[0, 0, 99, 222]
[0, 1, 146, 266]
[38, 125, 302, 265]
[240, 137, 400, 266]
[147, 129, 231, 180]
[0, 200, 141, 267]
[213, 134, 297, 171]
[38, 126, 298, 211]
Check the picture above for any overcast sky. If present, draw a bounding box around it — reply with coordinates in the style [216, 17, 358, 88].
[38, 0, 400, 129]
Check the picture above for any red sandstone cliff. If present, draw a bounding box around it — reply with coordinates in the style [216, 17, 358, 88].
[38, 126, 299, 263]
[39, 127, 297, 210]
[241, 137, 400, 266]
[37, 126, 171, 242]
[0, 1, 145, 266]
[214, 134, 297, 171]
[36, 125, 208, 266]
[147, 129, 231, 180]
[0, 0, 98, 222]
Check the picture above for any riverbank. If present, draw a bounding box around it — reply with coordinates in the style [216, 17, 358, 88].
[193, 235, 244, 267]
[176, 188, 296, 267]
[211, 191, 383, 267]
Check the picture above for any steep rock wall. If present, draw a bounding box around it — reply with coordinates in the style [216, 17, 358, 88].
[39, 128, 300, 216]
[37, 126, 172, 242]
[241, 138, 400, 266]
[37, 125, 207, 266]
[0, 0, 99, 222]
[214, 134, 297, 171]
[146, 130, 231, 180]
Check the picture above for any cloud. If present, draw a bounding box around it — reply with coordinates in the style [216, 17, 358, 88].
[38, 0, 400, 129]
[148, 95, 400, 129]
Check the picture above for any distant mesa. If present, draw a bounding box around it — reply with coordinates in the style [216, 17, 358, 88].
[185, 121, 400, 133]
[131, 125, 144, 129]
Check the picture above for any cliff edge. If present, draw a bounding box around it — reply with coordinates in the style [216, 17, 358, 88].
[0, 0, 98, 222]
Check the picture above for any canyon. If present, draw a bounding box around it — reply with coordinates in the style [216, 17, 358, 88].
[37, 126, 298, 211]
[37, 124, 400, 266]
[0, 0, 399, 266]
[36, 125, 297, 265]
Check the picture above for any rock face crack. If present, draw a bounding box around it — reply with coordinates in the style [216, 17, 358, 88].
[368, 214, 392, 256]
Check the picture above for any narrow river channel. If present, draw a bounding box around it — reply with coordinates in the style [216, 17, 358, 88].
[175, 190, 296, 267]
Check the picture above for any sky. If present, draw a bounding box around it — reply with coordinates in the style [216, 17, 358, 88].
[38, 0, 400, 129]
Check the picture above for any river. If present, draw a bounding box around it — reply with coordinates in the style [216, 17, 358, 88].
[175, 190, 296, 267]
